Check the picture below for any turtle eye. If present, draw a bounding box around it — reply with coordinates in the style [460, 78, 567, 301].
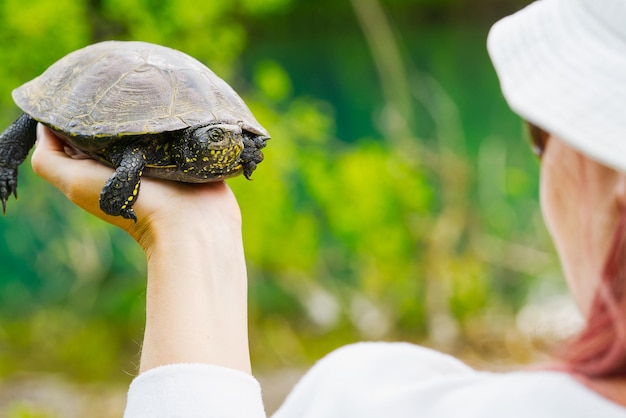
[208, 128, 224, 142]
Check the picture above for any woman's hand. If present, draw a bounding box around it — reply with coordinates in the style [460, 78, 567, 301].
[32, 124, 252, 374]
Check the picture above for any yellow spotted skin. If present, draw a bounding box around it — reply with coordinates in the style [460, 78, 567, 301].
[92, 124, 252, 222]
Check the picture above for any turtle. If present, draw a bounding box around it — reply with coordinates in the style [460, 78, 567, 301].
[0, 40, 269, 222]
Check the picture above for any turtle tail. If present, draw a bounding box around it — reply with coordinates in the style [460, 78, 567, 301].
[240, 133, 268, 180]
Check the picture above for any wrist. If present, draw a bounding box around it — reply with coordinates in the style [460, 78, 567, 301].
[121, 180, 242, 256]
[135, 206, 243, 261]
[138, 213, 251, 374]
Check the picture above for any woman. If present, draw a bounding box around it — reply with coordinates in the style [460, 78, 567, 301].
[29, 0, 626, 416]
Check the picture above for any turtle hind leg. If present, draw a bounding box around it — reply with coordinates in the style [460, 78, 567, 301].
[0, 113, 38, 213]
[99, 146, 147, 222]
[240, 133, 268, 180]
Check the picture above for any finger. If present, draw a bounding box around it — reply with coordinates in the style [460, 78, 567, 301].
[33, 123, 66, 153]
[31, 124, 126, 226]
[31, 124, 112, 193]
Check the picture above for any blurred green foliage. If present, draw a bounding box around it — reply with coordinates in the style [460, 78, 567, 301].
[0, 0, 563, 393]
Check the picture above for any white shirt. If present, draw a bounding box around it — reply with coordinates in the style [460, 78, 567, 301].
[124, 342, 626, 417]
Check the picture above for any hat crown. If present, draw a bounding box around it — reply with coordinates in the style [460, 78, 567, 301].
[488, 0, 626, 173]
[575, 0, 626, 41]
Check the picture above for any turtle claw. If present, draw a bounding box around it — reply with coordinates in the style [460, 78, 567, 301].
[243, 161, 256, 180]
[99, 186, 140, 223]
[0, 166, 18, 215]
[120, 208, 138, 223]
[99, 193, 139, 223]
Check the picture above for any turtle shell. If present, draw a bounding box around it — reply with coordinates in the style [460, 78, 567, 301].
[12, 41, 268, 148]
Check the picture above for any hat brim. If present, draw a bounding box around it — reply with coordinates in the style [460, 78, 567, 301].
[488, 0, 626, 172]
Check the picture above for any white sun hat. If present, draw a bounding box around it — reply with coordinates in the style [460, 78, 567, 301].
[488, 0, 626, 172]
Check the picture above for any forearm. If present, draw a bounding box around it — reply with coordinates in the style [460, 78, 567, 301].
[139, 219, 251, 374]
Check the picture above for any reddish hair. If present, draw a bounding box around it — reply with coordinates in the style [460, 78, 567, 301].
[561, 207, 626, 378]
[528, 122, 626, 378]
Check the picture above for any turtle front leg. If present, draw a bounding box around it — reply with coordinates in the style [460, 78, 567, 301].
[240, 133, 267, 180]
[99, 146, 147, 222]
[0, 113, 38, 213]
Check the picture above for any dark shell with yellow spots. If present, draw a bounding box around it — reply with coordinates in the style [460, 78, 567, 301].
[6, 41, 270, 221]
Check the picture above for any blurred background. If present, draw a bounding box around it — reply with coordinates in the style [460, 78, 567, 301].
[0, 0, 583, 416]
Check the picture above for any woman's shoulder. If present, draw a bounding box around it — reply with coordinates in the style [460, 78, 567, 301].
[274, 342, 477, 418]
[310, 341, 473, 380]
[272, 342, 626, 418]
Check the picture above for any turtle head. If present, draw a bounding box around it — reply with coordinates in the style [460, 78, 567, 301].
[179, 124, 244, 177]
